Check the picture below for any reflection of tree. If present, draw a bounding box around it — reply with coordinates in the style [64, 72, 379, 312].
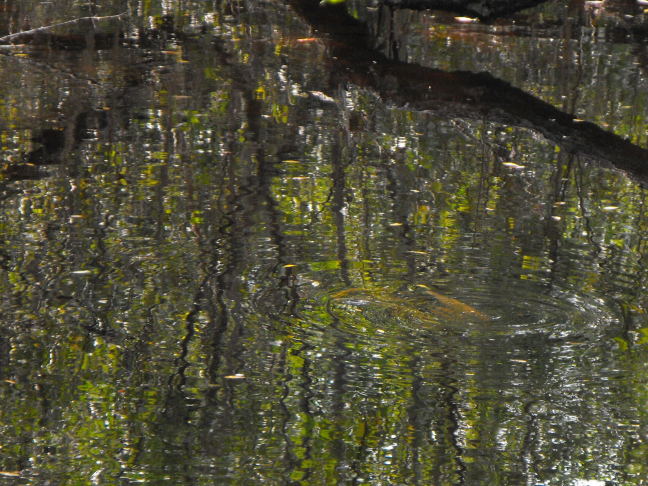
[289, 0, 648, 185]
[0, 1, 646, 484]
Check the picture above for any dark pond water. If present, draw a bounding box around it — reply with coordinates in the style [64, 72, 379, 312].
[0, 0, 647, 484]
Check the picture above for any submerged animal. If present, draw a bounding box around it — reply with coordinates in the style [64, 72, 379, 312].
[327, 284, 489, 329]
[417, 284, 489, 321]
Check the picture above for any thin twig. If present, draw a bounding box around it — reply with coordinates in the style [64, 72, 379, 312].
[0, 12, 127, 44]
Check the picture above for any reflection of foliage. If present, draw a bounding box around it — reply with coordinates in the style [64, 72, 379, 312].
[0, 0, 646, 484]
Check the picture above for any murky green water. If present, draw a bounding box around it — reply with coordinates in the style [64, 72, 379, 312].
[0, 0, 646, 484]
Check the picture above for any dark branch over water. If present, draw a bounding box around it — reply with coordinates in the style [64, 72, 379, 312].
[288, 0, 648, 186]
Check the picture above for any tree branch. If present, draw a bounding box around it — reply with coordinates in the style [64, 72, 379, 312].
[0, 13, 127, 44]
[288, 0, 648, 185]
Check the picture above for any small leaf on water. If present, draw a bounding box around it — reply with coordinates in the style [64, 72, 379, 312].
[454, 16, 478, 23]
[309, 91, 336, 103]
[502, 162, 525, 169]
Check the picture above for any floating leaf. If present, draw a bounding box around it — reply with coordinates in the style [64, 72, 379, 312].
[309, 91, 336, 103]
[454, 16, 478, 23]
[502, 162, 525, 169]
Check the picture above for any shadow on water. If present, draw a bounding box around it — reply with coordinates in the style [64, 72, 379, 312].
[0, 0, 646, 484]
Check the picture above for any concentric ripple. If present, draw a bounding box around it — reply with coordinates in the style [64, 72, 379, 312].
[294, 280, 618, 342]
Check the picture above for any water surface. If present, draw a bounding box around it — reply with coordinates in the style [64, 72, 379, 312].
[0, 0, 646, 484]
